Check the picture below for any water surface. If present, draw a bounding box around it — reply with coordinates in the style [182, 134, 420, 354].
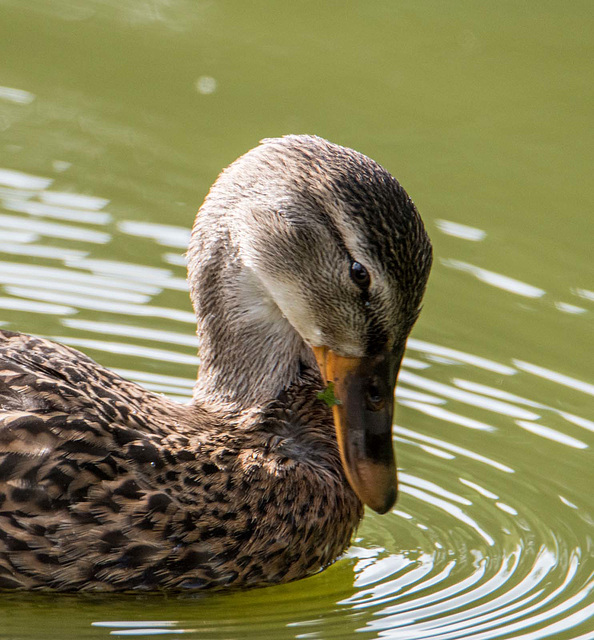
[0, 1, 592, 638]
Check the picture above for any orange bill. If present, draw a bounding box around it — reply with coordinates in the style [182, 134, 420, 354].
[313, 345, 402, 514]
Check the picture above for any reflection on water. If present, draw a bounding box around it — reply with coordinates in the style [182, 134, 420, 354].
[0, 157, 591, 640]
[93, 621, 195, 636]
[0, 85, 35, 105]
[444, 259, 546, 299]
[1, 2, 593, 633]
[435, 219, 486, 242]
[513, 360, 594, 397]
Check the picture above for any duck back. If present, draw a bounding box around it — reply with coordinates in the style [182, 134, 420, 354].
[0, 330, 360, 591]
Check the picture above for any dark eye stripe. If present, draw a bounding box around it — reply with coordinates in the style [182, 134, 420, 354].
[365, 320, 388, 355]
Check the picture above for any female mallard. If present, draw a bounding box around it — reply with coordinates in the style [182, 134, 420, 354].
[0, 135, 432, 591]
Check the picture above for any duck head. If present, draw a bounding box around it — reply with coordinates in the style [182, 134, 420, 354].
[189, 135, 432, 514]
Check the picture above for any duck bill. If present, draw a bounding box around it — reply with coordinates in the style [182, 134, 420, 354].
[313, 346, 402, 514]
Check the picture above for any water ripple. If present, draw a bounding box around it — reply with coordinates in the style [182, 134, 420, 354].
[443, 259, 546, 299]
[0, 157, 591, 640]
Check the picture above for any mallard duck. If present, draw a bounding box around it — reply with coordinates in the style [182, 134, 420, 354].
[0, 135, 432, 591]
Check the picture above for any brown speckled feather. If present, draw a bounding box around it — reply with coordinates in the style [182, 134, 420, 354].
[0, 330, 361, 591]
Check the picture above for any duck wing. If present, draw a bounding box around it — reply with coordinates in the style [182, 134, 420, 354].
[0, 330, 194, 590]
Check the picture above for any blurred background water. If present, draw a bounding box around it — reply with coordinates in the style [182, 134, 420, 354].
[0, 1, 592, 639]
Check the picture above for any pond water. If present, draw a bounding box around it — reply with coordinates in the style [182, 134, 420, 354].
[0, 1, 592, 639]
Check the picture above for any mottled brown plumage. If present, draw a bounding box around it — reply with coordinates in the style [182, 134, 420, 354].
[0, 135, 431, 591]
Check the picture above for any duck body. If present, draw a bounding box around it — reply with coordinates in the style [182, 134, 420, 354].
[0, 135, 431, 590]
[0, 330, 360, 590]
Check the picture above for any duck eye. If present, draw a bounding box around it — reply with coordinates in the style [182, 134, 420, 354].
[350, 261, 370, 289]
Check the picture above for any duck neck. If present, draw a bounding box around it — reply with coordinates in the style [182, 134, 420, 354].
[187, 223, 314, 411]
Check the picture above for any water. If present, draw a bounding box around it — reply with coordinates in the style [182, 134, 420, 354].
[0, 1, 592, 638]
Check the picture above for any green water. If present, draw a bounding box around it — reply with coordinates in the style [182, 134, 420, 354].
[0, 1, 592, 638]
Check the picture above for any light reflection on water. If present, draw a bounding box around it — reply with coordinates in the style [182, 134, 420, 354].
[443, 259, 547, 299]
[92, 622, 195, 636]
[1, 34, 593, 633]
[0, 163, 591, 639]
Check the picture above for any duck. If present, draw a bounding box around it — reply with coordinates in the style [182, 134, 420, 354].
[0, 135, 432, 591]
